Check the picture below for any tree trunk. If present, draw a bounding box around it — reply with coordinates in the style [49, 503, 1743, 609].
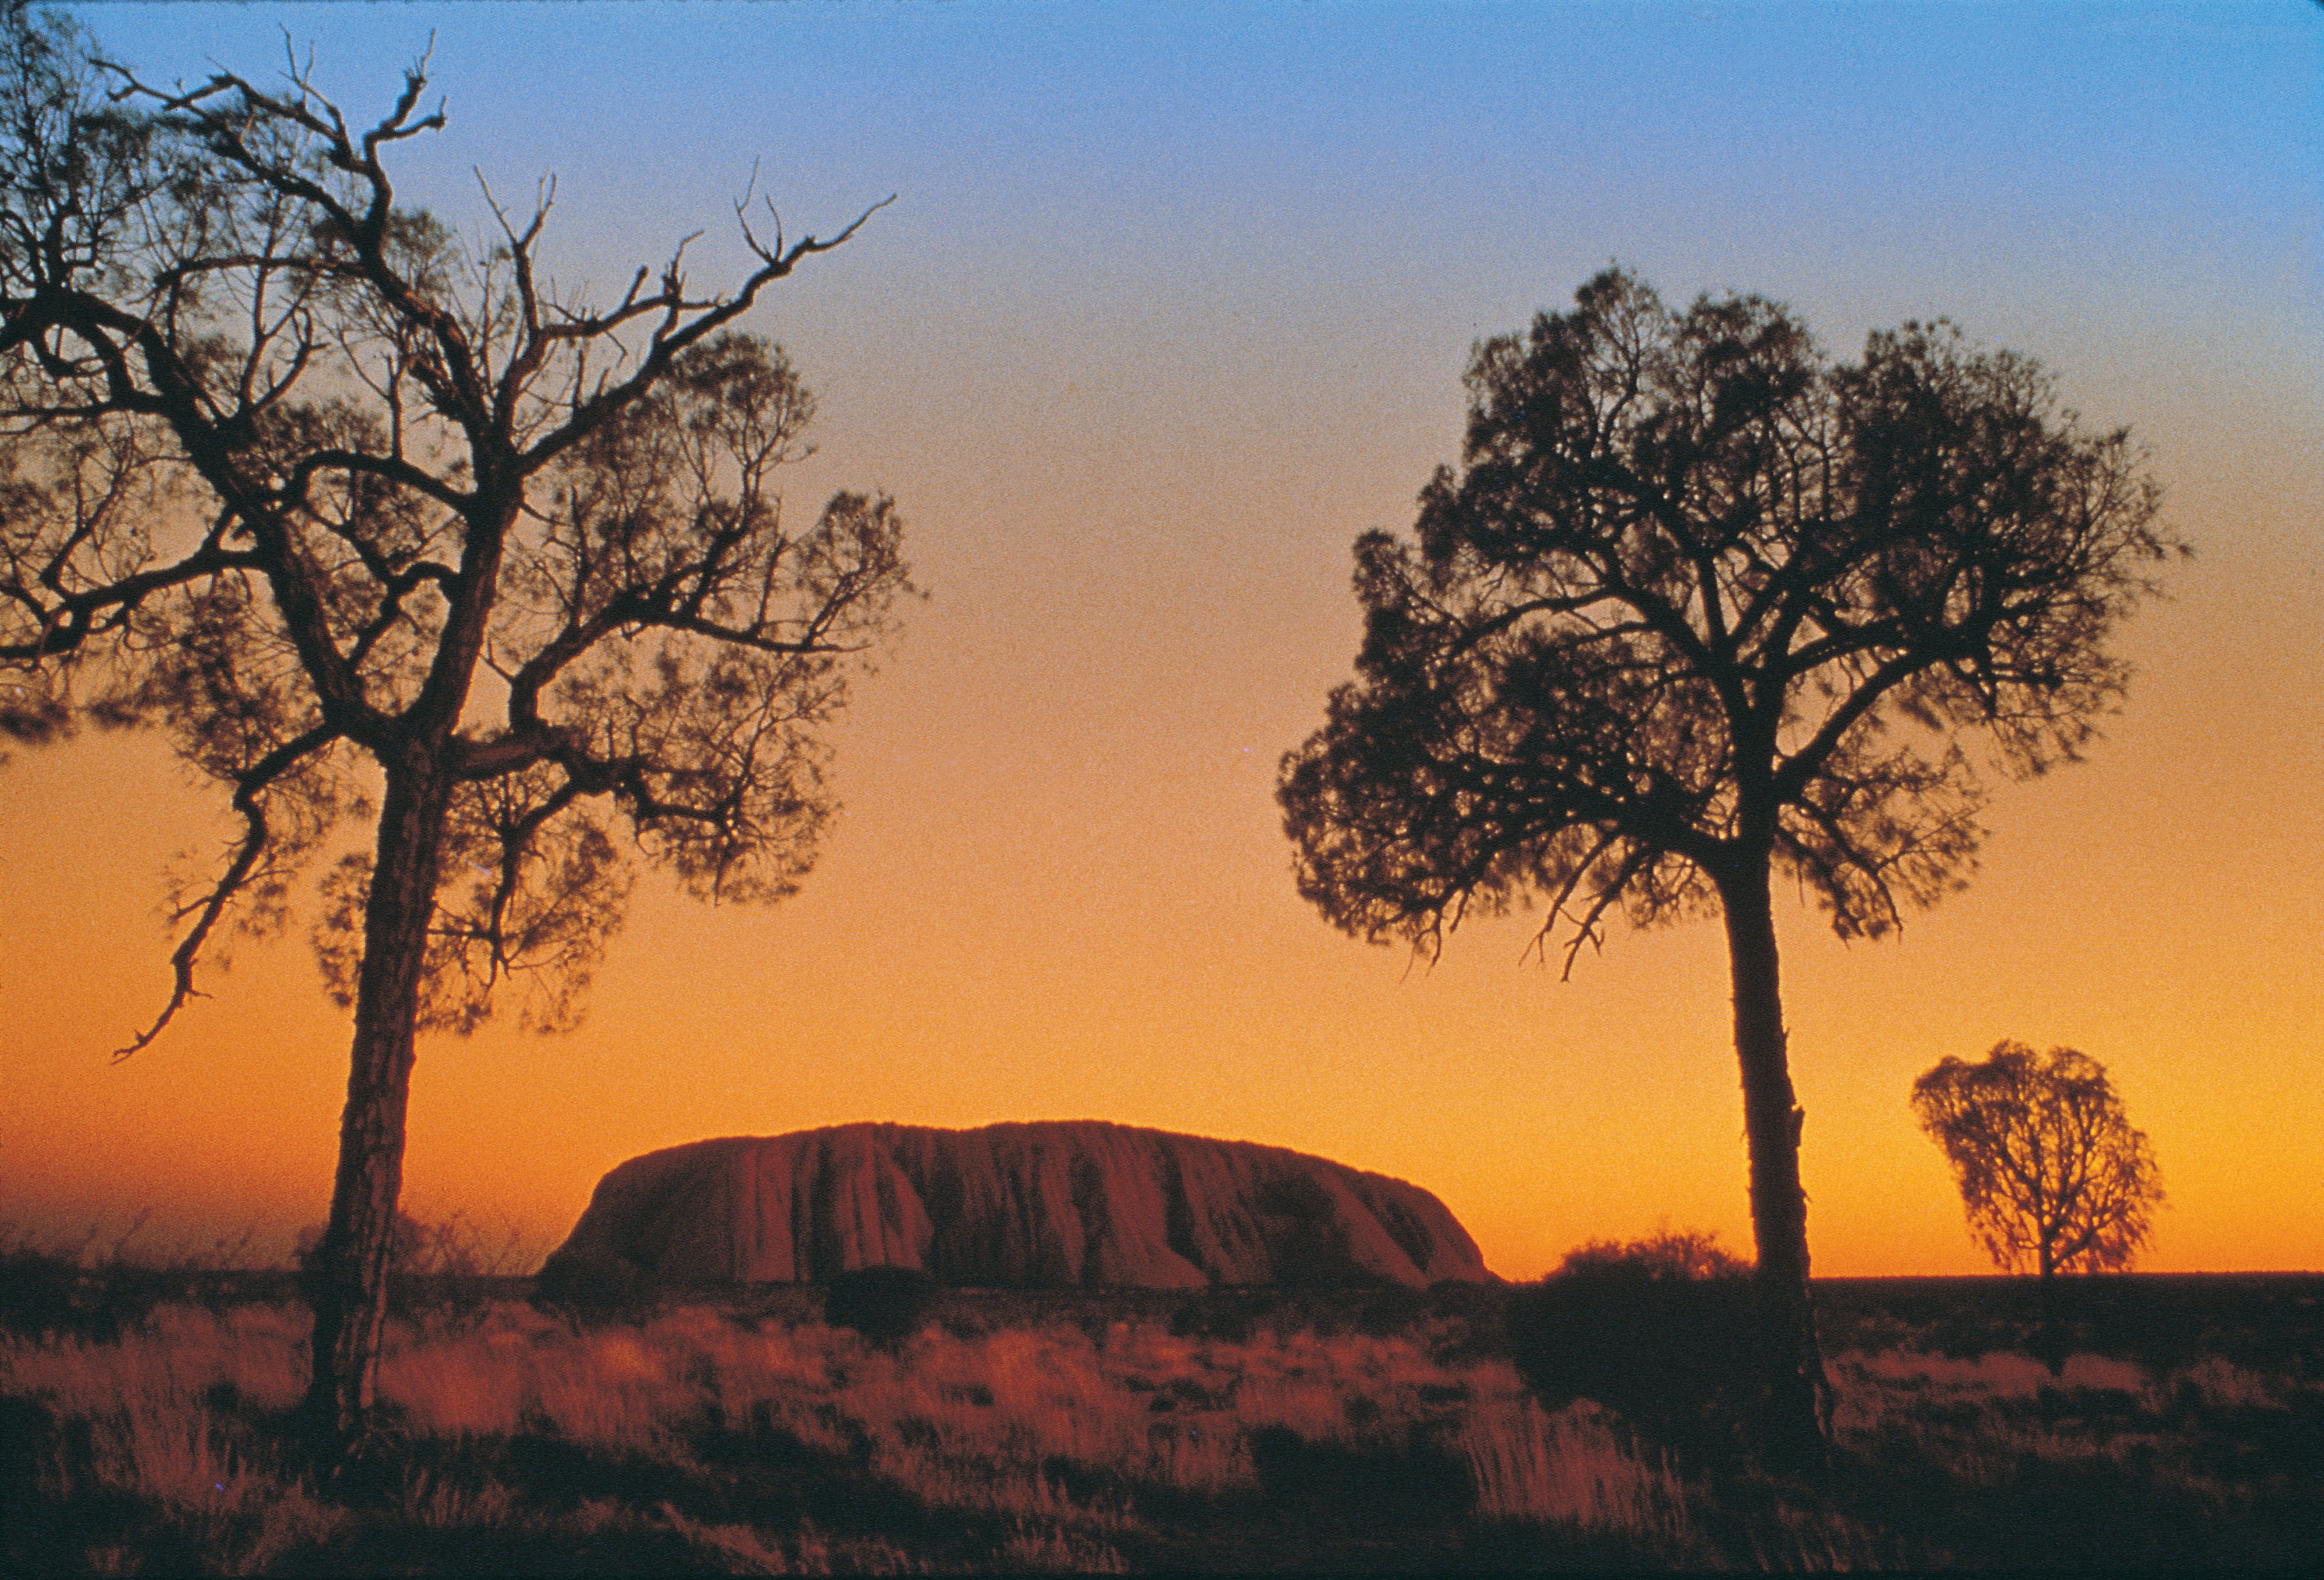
[2034, 1243, 2066, 1374]
[1717, 861, 1831, 1470]
[301, 759, 451, 1446]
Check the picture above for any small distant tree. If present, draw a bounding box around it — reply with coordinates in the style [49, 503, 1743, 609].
[1912, 1040, 2162, 1280]
[1279, 267, 2177, 1463]
[1, 8, 911, 1444]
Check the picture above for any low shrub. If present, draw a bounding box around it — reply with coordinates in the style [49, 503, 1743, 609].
[823, 1267, 940, 1347]
[531, 1247, 656, 1324]
[0, 1249, 84, 1339]
[1556, 1228, 1751, 1283]
[293, 1211, 527, 1280]
[1511, 1230, 1759, 1462]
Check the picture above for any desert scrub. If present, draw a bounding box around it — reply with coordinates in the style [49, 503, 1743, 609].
[1, 1302, 345, 1574]
[1817, 1347, 2324, 1568]
[27, 1287, 2307, 1572]
[5, 1295, 1713, 1572]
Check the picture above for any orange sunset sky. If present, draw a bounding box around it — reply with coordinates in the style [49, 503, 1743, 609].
[3, 2, 2319, 1280]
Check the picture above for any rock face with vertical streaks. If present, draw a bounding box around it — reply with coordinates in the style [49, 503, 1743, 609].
[544, 1121, 1492, 1289]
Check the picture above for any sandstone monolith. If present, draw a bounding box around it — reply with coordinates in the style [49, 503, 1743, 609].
[544, 1120, 1491, 1288]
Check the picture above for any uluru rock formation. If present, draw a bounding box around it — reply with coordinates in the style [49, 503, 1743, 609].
[545, 1121, 1492, 1289]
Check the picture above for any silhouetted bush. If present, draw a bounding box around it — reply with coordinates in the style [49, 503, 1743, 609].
[0, 1214, 300, 1339]
[0, 1249, 84, 1339]
[294, 1210, 524, 1280]
[822, 1267, 939, 1346]
[1557, 1228, 1751, 1282]
[1168, 1288, 1281, 1344]
[0, 1248, 236, 1340]
[531, 1247, 656, 1324]
[1511, 1231, 1759, 1462]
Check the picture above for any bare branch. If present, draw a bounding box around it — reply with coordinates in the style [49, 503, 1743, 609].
[516, 194, 893, 472]
[115, 724, 340, 1058]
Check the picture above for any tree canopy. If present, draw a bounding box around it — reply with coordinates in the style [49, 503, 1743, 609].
[1913, 1040, 2162, 1279]
[1282, 267, 2174, 967]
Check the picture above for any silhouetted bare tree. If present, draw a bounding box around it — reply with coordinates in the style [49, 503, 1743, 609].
[1, 5, 912, 1443]
[1912, 1041, 2161, 1281]
[1280, 267, 2176, 1463]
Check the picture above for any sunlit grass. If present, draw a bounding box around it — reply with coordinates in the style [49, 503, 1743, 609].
[1458, 1395, 1692, 1535]
[5, 1283, 2318, 1572]
[4, 1295, 1698, 1571]
[1, 1304, 342, 1574]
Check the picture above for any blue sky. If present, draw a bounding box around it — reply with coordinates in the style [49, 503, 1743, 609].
[11, 1, 2318, 1275]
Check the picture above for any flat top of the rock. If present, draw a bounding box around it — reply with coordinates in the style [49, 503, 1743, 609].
[649, 1118, 1412, 1168]
[555, 1117, 1493, 1290]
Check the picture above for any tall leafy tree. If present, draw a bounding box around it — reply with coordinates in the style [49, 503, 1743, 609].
[1280, 267, 2176, 1461]
[1912, 1041, 2162, 1281]
[1, 5, 912, 1442]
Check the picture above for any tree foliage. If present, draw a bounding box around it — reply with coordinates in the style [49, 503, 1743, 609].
[1912, 1040, 2162, 1278]
[1, 12, 908, 1046]
[1281, 267, 2174, 966]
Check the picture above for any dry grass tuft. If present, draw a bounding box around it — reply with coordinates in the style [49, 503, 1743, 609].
[1458, 1395, 1691, 1538]
[997, 1518, 1130, 1573]
[659, 1506, 931, 1574]
[2, 1302, 345, 1573]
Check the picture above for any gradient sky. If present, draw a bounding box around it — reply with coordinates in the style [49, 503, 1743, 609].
[3, 2, 2318, 1279]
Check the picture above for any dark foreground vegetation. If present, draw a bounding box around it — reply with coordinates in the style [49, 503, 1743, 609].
[3, 1255, 2318, 1573]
